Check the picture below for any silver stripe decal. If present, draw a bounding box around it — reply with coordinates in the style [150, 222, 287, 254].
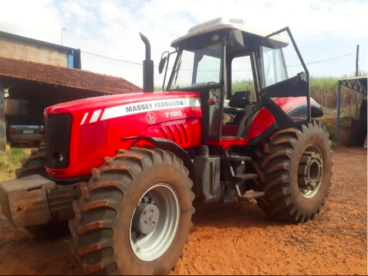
[80, 113, 88, 125]
[101, 98, 200, 121]
[90, 110, 102, 123]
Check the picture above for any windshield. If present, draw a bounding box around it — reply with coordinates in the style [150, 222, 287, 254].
[7, 116, 43, 126]
[169, 43, 222, 89]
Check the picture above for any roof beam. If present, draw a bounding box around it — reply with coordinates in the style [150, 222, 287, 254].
[338, 79, 367, 95]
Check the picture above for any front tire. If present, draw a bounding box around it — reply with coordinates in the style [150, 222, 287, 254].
[15, 146, 47, 178]
[68, 147, 195, 275]
[252, 119, 333, 223]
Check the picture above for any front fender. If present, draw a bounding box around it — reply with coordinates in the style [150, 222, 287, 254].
[121, 136, 199, 198]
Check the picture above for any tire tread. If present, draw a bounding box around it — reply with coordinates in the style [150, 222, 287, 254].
[69, 146, 195, 275]
[252, 119, 333, 223]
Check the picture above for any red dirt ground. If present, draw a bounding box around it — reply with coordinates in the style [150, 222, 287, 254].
[0, 147, 366, 275]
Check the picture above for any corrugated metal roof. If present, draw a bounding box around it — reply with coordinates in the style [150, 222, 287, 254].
[0, 56, 142, 94]
[338, 76, 367, 82]
[338, 76, 367, 92]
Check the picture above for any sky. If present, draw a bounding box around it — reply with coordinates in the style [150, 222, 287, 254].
[0, 0, 367, 89]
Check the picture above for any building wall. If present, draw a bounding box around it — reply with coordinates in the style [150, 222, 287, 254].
[0, 83, 5, 152]
[0, 37, 68, 67]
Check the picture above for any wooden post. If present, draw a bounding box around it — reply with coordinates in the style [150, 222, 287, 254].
[0, 82, 6, 152]
[355, 45, 360, 119]
[356, 45, 359, 76]
[336, 82, 342, 141]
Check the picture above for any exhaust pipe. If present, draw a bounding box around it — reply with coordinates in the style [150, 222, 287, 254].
[139, 33, 154, 92]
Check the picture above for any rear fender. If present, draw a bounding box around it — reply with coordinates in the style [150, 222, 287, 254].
[122, 136, 199, 198]
[273, 96, 324, 119]
[245, 108, 277, 145]
[287, 102, 324, 120]
[245, 98, 324, 145]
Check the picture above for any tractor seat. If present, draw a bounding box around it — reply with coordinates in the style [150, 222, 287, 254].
[223, 91, 252, 115]
[229, 91, 252, 108]
[223, 107, 245, 115]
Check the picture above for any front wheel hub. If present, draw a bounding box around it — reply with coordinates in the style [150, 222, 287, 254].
[129, 184, 180, 262]
[298, 147, 324, 199]
[133, 203, 160, 235]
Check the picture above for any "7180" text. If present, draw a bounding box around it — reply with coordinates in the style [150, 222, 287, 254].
[165, 111, 182, 117]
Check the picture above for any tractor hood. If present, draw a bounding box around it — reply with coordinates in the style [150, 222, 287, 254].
[44, 92, 201, 116]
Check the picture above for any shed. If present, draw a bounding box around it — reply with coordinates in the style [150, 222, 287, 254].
[0, 30, 82, 69]
[0, 56, 142, 150]
[336, 76, 367, 146]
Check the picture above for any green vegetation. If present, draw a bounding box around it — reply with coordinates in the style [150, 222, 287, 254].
[230, 76, 364, 109]
[9, 147, 26, 156]
[0, 148, 30, 182]
[321, 106, 355, 141]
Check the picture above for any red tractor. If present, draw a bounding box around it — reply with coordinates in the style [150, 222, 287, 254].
[0, 17, 332, 275]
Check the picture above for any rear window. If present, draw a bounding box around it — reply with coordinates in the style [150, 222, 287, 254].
[7, 116, 44, 126]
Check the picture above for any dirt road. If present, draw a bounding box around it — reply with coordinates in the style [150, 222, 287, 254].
[0, 147, 366, 275]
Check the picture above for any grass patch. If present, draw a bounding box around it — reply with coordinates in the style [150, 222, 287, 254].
[0, 148, 30, 182]
[10, 148, 26, 156]
[318, 105, 357, 141]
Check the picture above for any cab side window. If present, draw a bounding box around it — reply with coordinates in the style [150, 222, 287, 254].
[231, 56, 254, 96]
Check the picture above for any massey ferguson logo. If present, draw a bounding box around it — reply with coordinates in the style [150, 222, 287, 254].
[126, 103, 153, 113]
[125, 100, 185, 114]
[146, 112, 156, 124]
[89, 97, 200, 124]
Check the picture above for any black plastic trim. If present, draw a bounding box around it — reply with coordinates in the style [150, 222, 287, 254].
[47, 175, 90, 185]
[45, 114, 72, 169]
[287, 102, 324, 118]
[260, 73, 309, 98]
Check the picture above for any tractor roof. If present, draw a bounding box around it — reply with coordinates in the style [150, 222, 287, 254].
[171, 17, 288, 48]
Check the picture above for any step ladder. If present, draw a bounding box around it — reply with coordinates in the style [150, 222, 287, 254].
[222, 151, 265, 202]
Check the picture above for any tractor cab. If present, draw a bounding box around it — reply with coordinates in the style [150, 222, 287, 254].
[159, 17, 315, 146]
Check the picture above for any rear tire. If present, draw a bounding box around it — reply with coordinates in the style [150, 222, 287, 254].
[16, 146, 69, 238]
[252, 119, 333, 223]
[68, 146, 195, 275]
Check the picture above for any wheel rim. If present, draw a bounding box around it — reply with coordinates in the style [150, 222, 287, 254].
[129, 183, 180, 262]
[298, 145, 324, 199]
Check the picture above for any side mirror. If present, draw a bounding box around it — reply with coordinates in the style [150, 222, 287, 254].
[161, 50, 177, 91]
[159, 56, 167, 74]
